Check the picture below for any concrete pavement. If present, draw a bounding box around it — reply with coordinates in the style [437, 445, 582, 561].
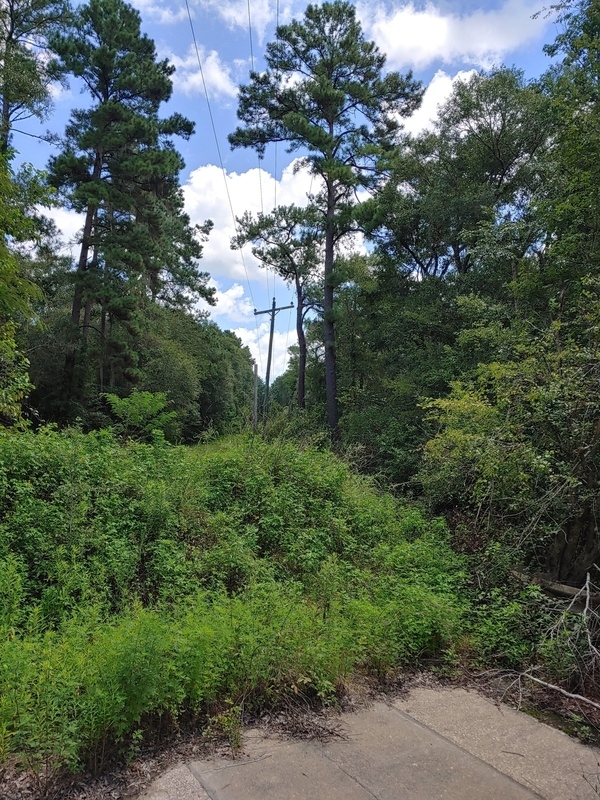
[137, 688, 600, 800]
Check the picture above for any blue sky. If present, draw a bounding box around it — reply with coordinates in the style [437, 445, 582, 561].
[14, 0, 559, 379]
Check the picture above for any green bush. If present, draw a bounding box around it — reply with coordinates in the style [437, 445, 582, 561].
[0, 427, 472, 775]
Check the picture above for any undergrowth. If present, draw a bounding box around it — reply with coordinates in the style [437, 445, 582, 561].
[0, 427, 548, 779]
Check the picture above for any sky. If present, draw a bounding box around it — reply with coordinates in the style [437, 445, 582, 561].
[14, 0, 560, 380]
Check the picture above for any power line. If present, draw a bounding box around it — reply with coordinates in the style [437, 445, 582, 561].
[246, 0, 254, 67]
[184, 0, 255, 310]
[184, 0, 264, 374]
[246, 0, 271, 301]
[273, 0, 280, 213]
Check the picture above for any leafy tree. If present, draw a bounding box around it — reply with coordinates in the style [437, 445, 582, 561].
[0, 0, 71, 152]
[136, 306, 254, 438]
[0, 0, 70, 419]
[0, 154, 52, 421]
[49, 0, 214, 419]
[229, 0, 422, 433]
[538, 0, 600, 293]
[103, 389, 177, 441]
[363, 68, 549, 279]
[419, 280, 600, 583]
[233, 205, 322, 408]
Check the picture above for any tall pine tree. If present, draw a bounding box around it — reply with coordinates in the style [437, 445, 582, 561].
[229, 0, 421, 433]
[49, 0, 213, 416]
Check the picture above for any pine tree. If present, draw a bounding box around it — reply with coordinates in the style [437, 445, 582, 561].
[229, 0, 421, 433]
[233, 205, 322, 409]
[0, 0, 71, 152]
[49, 0, 213, 416]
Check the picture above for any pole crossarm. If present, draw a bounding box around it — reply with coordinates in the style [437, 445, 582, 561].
[253, 301, 295, 316]
[254, 297, 294, 415]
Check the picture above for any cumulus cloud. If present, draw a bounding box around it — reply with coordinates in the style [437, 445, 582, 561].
[188, 0, 299, 43]
[360, 0, 548, 71]
[168, 45, 238, 99]
[198, 281, 255, 323]
[182, 159, 316, 283]
[233, 320, 297, 380]
[130, 0, 188, 25]
[48, 83, 72, 103]
[402, 68, 476, 135]
[43, 206, 84, 258]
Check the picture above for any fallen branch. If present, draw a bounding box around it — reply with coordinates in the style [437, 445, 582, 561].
[520, 672, 600, 712]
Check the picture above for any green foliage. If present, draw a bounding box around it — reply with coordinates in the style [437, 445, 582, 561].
[0, 153, 52, 422]
[26, 302, 254, 439]
[468, 588, 539, 668]
[103, 390, 177, 441]
[0, 324, 33, 421]
[0, 0, 71, 151]
[418, 295, 600, 581]
[0, 427, 473, 774]
[48, 0, 213, 419]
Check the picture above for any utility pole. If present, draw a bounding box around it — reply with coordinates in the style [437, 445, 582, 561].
[254, 297, 294, 415]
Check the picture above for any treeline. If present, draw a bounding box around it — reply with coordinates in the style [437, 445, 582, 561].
[232, 0, 600, 584]
[4, 0, 600, 581]
[0, 0, 254, 437]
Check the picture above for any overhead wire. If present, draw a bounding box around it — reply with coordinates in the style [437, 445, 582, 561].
[184, 0, 264, 374]
[246, 0, 254, 66]
[246, 0, 270, 302]
[273, 0, 280, 218]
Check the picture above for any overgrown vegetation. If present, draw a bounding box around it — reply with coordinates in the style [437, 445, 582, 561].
[0, 428, 550, 779]
[4, 0, 600, 790]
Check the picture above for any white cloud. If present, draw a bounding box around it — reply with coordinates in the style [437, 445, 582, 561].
[233, 320, 297, 380]
[402, 68, 476, 135]
[43, 206, 84, 257]
[168, 46, 238, 99]
[48, 83, 72, 103]
[182, 159, 316, 283]
[360, 0, 548, 71]
[188, 0, 298, 43]
[130, 0, 188, 25]
[200, 281, 255, 323]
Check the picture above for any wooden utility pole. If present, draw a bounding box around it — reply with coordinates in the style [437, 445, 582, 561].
[254, 297, 294, 415]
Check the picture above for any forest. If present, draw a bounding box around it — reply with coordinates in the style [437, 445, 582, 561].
[2, 0, 600, 791]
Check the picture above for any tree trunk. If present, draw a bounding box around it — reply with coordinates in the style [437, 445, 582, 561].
[1, 93, 10, 154]
[323, 178, 339, 435]
[99, 308, 106, 392]
[296, 278, 306, 409]
[61, 153, 102, 416]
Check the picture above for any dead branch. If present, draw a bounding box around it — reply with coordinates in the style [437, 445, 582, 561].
[520, 672, 600, 712]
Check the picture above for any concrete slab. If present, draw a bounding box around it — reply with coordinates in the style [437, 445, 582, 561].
[397, 687, 600, 800]
[137, 764, 210, 800]
[137, 689, 600, 800]
[188, 703, 538, 800]
[321, 702, 538, 799]
[189, 735, 373, 800]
